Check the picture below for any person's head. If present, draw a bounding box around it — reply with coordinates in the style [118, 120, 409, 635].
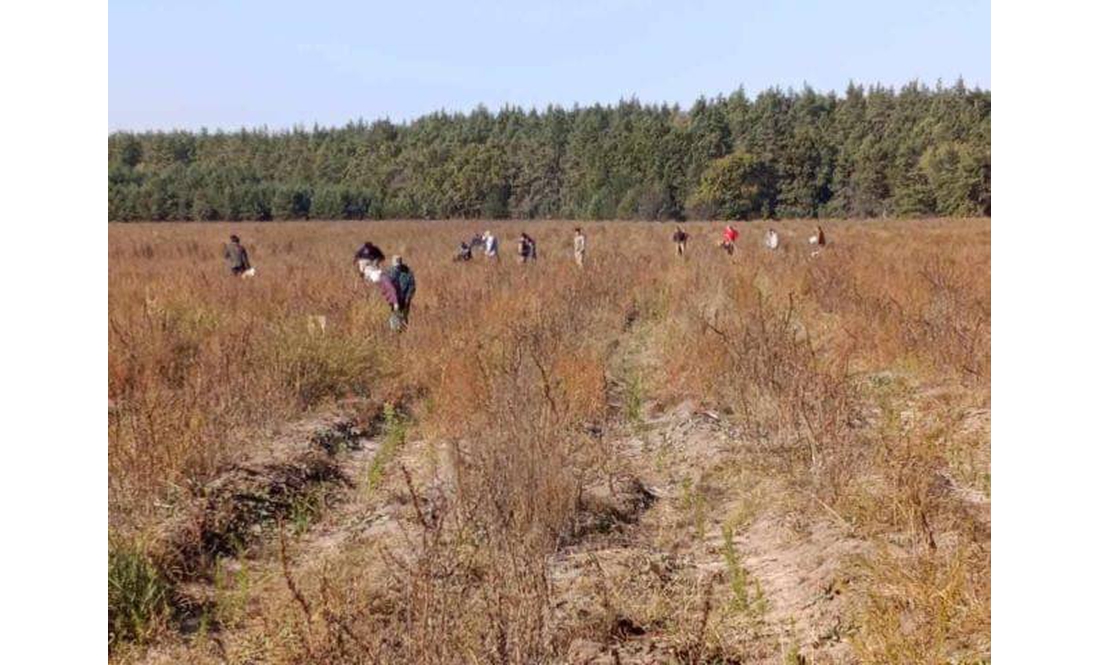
[230, 234, 240, 243]
[574, 227, 582, 234]
[392, 255, 404, 267]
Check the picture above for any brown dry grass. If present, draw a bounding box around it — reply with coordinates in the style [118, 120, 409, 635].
[109, 218, 990, 663]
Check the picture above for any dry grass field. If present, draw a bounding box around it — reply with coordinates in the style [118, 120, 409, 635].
[108, 218, 990, 664]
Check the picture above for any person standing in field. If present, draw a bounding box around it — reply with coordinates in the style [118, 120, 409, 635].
[764, 228, 780, 251]
[808, 225, 826, 257]
[482, 230, 499, 260]
[573, 227, 587, 267]
[808, 225, 826, 247]
[672, 226, 689, 258]
[721, 224, 739, 255]
[518, 233, 537, 263]
[224, 234, 254, 276]
[386, 255, 417, 331]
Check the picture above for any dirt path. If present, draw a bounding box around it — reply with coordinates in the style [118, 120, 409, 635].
[543, 314, 867, 664]
[547, 400, 866, 664]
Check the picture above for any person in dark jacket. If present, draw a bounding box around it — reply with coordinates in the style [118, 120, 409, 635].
[224, 235, 252, 275]
[672, 226, 689, 258]
[385, 256, 417, 331]
[454, 241, 473, 262]
[518, 233, 537, 263]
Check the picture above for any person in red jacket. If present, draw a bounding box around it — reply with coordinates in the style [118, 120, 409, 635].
[721, 225, 739, 255]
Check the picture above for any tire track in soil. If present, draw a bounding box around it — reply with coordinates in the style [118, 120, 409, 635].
[550, 314, 864, 664]
[137, 405, 408, 662]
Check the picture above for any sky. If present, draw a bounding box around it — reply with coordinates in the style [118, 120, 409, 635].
[108, 0, 990, 132]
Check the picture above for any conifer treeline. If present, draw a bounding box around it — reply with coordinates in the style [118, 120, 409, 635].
[108, 81, 990, 222]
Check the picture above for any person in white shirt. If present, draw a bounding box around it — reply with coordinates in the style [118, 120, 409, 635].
[482, 230, 499, 260]
[764, 228, 780, 251]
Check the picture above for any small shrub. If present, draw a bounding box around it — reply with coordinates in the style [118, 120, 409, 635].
[367, 403, 408, 489]
[272, 327, 379, 408]
[721, 525, 767, 616]
[108, 537, 169, 647]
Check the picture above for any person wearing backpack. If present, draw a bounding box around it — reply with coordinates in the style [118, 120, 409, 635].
[386, 255, 417, 331]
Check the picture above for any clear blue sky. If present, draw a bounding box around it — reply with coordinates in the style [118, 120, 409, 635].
[109, 0, 990, 132]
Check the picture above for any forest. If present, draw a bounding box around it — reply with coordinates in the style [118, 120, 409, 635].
[108, 80, 990, 222]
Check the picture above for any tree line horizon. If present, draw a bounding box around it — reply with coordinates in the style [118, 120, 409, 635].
[108, 80, 990, 222]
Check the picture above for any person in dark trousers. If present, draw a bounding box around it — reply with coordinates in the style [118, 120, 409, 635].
[721, 224, 739, 255]
[454, 241, 473, 262]
[224, 234, 252, 276]
[518, 233, 537, 263]
[386, 255, 417, 331]
[808, 225, 827, 257]
[672, 226, 689, 257]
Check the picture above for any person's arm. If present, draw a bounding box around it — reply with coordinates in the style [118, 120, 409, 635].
[377, 276, 399, 308]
